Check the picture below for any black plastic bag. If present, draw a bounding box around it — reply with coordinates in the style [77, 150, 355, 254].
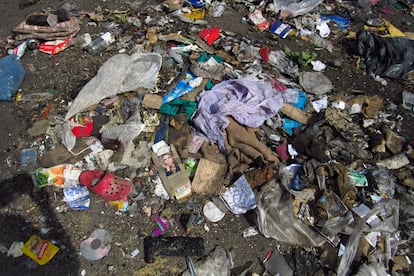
[356, 30, 414, 80]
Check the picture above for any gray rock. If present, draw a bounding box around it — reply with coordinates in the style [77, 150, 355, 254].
[299, 71, 333, 95]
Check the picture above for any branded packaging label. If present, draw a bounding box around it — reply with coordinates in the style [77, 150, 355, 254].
[22, 235, 59, 265]
[270, 20, 292, 38]
[152, 141, 192, 200]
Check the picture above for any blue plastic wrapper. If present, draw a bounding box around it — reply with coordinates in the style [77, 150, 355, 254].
[163, 80, 194, 104]
[270, 20, 292, 38]
[21, 148, 38, 168]
[163, 71, 198, 104]
[188, 0, 205, 8]
[320, 14, 349, 31]
[220, 175, 256, 214]
[63, 186, 90, 211]
[0, 54, 26, 101]
[153, 114, 169, 144]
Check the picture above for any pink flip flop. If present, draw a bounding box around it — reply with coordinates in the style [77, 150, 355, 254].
[79, 170, 132, 201]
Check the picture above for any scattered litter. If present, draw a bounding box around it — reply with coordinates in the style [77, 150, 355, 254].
[1, 1, 413, 275]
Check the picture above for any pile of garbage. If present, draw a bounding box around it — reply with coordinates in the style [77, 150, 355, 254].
[1, 0, 414, 274]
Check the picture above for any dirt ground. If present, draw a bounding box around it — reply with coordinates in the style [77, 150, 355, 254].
[0, 0, 413, 275]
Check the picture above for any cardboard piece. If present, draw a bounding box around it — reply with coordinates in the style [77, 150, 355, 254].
[392, 255, 412, 272]
[152, 141, 191, 200]
[279, 103, 311, 125]
[142, 94, 163, 109]
[191, 158, 227, 195]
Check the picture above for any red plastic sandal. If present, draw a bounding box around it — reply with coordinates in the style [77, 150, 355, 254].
[79, 170, 132, 201]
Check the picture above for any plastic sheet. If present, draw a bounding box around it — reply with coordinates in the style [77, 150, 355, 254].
[273, 0, 323, 19]
[355, 262, 388, 276]
[220, 175, 256, 214]
[256, 180, 326, 247]
[321, 211, 354, 236]
[268, 50, 298, 77]
[101, 99, 145, 146]
[181, 246, 233, 276]
[65, 52, 162, 119]
[371, 167, 396, 198]
[398, 192, 414, 240]
[355, 30, 414, 81]
[337, 199, 399, 276]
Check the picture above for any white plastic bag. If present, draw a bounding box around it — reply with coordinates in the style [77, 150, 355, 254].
[256, 179, 326, 247]
[65, 52, 162, 120]
[273, 0, 323, 19]
[182, 246, 233, 276]
[337, 199, 399, 276]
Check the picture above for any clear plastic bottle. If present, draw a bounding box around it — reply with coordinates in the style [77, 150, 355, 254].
[87, 26, 124, 55]
[87, 32, 116, 55]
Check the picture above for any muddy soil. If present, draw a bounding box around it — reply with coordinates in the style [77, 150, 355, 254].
[0, 0, 413, 275]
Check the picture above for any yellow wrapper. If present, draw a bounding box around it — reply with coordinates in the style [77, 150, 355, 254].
[22, 235, 59, 265]
[184, 8, 205, 19]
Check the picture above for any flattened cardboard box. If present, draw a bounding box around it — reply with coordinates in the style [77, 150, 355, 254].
[152, 144, 192, 200]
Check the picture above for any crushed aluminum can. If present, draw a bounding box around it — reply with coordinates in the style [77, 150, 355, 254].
[26, 38, 40, 50]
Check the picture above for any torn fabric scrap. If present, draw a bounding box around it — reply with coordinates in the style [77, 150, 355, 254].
[193, 78, 297, 152]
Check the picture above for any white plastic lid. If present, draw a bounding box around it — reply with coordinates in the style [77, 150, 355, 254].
[203, 201, 225, 222]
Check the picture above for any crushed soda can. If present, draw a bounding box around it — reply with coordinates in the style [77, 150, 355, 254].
[26, 38, 40, 50]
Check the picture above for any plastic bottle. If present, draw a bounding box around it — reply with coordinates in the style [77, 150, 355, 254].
[87, 26, 123, 55]
[0, 54, 26, 100]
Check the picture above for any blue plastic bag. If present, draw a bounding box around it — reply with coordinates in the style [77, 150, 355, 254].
[0, 54, 26, 101]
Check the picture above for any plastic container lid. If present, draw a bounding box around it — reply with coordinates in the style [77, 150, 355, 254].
[203, 201, 225, 222]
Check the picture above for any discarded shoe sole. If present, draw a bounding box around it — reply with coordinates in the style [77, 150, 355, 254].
[79, 170, 132, 201]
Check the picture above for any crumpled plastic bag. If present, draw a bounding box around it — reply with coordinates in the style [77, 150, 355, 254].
[182, 246, 233, 276]
[101, 109, 145, 146]
[220, 175, 256, 214]
[355, 30, 414, 81]
[355, 262, 388, 276]
[256, 179, 326, 247]
[65, 52, 162, 120]
[337, 199, 399, 276]
[273, 0, 323, 19]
